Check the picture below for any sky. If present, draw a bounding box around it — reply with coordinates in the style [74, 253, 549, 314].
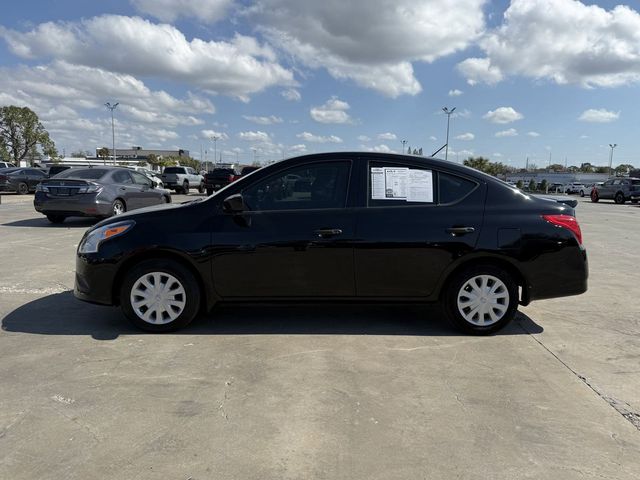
[0, 0, 639, 168]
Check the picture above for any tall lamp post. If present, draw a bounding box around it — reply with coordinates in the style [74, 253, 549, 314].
[608, 143, 617, 177]
[211, 135, 220, 168]
[442, 106, 456, 161]
[401, 139, 407, 154]
[105, 102, 119, 165]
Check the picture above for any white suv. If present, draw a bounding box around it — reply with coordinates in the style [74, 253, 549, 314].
[565, 182, 586, 195]
[0, 161, 16, 169]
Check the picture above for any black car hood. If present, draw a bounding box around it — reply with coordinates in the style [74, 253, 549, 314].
[92, 198, 204, 229]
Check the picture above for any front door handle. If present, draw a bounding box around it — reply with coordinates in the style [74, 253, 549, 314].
[446, 226, 475, 236]
[314, 228, 343, 238]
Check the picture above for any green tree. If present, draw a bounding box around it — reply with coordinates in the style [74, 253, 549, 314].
[615, 164, 635, 176]
[516, 180, 523, 189]
[70, 150, 90, 158]
[548, 163, 564, 172]
[97, 147, 110, 161]
[580, 163, 594, 173]
[463, 156, 492, 173]
[539, 179, 548, 192]
[528, 179, 537, 191]
[0, 106, 57, 165]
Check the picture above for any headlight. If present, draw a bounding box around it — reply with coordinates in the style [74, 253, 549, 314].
[78, 221, 135, 254]
[36, 184, 49, 192]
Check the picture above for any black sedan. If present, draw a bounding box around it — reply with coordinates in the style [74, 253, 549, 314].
[35, 167, 171, 223]
[0, 167, 48, 194]
[74, 153, 588, 335]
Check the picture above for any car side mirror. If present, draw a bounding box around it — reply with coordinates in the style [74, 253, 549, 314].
[223, 193, 246, 214]
[148, 181, 155, 189]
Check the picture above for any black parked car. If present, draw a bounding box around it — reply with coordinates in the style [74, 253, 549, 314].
[203, 167, 238, 195]
[0, 167, 48, 194]
[35, 167, 171, 223]
[75, 153, 588, 335]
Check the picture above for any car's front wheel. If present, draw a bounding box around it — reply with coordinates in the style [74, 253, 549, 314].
[46, 214, 66, 224]
[591, 190, 599, 202]
[112, 199, 126, 216]
[614, 192, 625, 204]
[120, 259, 201, 332]
[444, 265, 519, 335]
[17, 182, 29, 195]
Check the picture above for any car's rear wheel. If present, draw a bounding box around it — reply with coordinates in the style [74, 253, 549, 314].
[112, 199, 126, 216]
[120, 259, 201, 332]
[580, 190, 585, 197]
[46, 214, 66, 224]
[614, 192, 625, 204]
[198, 183, 205, 194]
[590, 190, 599, 202]
[444, 265, 518, 335]
[181, 181, 189, 194]
[17, 182, 29, 195]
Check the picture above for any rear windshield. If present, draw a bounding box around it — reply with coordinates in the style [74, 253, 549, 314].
[211, 168, 235, 174]
[55, 168, 109, 180]
[163, 167, 184, 174]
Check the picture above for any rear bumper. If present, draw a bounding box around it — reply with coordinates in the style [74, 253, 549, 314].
[34, 192, 112, 217]
[525, 247, 588, 301]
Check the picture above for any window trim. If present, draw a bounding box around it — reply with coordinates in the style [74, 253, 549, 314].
[239, 159, 353, 213]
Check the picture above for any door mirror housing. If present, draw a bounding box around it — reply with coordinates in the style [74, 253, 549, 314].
[223, 193, 246, 213]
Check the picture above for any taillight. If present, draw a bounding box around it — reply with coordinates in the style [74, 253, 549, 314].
[542, 214, 583, 245]
[0, 175, 6, 181]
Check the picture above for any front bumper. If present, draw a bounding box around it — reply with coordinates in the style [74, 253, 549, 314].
[34, 192, 113, 217]
[74, 253, 118, 305]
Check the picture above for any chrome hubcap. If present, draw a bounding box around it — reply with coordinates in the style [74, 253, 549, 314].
[457, 275, 509, 326]
[113, 202, 124, 215]
[130, 272, 186, 325]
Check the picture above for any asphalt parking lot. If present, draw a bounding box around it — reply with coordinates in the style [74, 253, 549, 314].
[1, 193, 639, 479]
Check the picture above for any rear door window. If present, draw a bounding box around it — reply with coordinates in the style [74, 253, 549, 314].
[439, 172, 478, 204]
[367, 161, 435, 207]
[112, 170, 133, 184]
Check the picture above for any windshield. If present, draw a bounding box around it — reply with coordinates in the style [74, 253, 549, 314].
[163, 167, 183, 174]
[54, 168, 109, 180]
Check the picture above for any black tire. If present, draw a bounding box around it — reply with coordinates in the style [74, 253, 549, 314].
[163, 195, 171, 203]
[120, 259, 201, 332]
[443, 264, 519, 335]
[111, 199, 126, 216]
[206, 188, 214, 196]
[182, 181, 189, 194]
[632, 199, 638, 204]
[580, 190, 585, 197]
[614, 192, 625, 204]
[590, 190, 599, 203]
[17, 182, 29, 195]
[46, 214, 66, 224]
[198, 183, 205, 194]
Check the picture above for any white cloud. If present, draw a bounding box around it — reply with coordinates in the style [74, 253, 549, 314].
[377, 132, 397, 140]
[0, 15, 295, 99]
[131, 0, 232, 22]
[448, 89, 463, 96]
[527, 131, 541, 137]
[201, 130, 229, 140]
[483, 107, 523, 124]
[429, 136, 437, 141]
[243, 115, 283, 125]
[357, 135, 371, 142]
[455, 132, 475, 141]
[281, 88, 301, 101]
[296, 132, 343, 143]
[364, 144, 395, 153]
[247, 0, 486, 97]
[492, 152, 503, 158]
[457, 0, 640, 87]
[0, 61, 214, 151]
[578, 108, 620, 123]
[310, 97, 352, 124]
[495, 128, 518, 137]
[288, 144, 308, 153]
[238, 131, 271, 142]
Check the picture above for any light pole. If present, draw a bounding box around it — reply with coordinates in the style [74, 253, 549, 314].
[211, 135, 220, 169]
[105, 102, 119, 165]
[608, 143, 617, 177]
[442, 106, 456, 161]
[401, 139, 407, 154]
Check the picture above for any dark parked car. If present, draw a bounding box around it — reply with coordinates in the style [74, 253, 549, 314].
[591, 177, 640, 204]
[75, 153, 588, 335]
[34, 167, 171, 223]
[204, 167, 238, 195]
[0, 167, 48, 194]
[46, 165, 74, 177]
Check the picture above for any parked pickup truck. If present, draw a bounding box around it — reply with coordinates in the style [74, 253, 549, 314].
[160, 166, 204, 194]
[203, 166, 261, 195]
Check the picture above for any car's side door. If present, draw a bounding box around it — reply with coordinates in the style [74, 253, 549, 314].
[599, 179, 615, 199]
[111, 170, 140, 209]
[211, 159, 356, 297]
[22, 169, 47, 190]
[130, 171, 160, 207]
[353, 159, 485, 298]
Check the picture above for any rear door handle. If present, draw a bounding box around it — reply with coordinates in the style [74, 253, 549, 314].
[446, 226, 475, 236]
[314, 228, 343, 238]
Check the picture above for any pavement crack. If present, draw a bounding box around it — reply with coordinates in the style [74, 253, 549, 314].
[218, 377, 234, 421]
[517, 318, 640, 432]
